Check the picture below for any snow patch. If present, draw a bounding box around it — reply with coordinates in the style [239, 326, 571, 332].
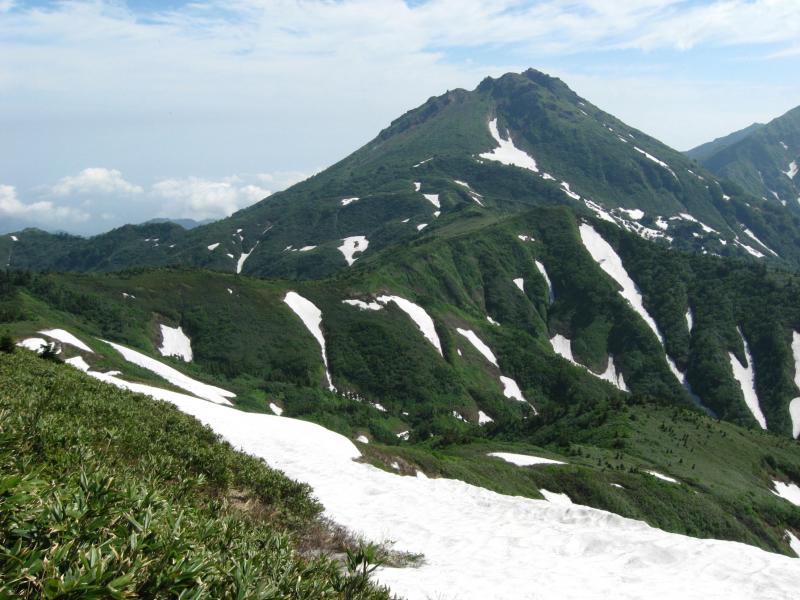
[560, 182, 580, 200]
[377, 295, 442, 356]
[535, 260, 554, 304]
[772, 480, 800, 507]
[646, 471, 679, 484]
[478, 410, 494, 425]
[685, 308, 694, 332]
[728, 328, 766, 429]
[10, 235, 18, 241]
[550, 334, 575, 363]
[100, 339, 235, 405]
[40, 329, 93, 353]
[513, 278, 524, 293]
[539, 489, 573, 505]
[284, 292, 335, 392]
[342, 299, 383, 311]
[479, 118, 539, 173]
[633, 146, 678, 178]
[618, 208, 644, 220]
[489, 452, 566, 467]
[158, 324, 193, 362]
[65, 356, 90, 372]
[499, 376, 526, 403]
[742, 228, 778, 257]
[236, 242, 259, 274]
[788, 332, 800, 438]
[413, 182, 421, 192]
[596, 356, 628, 392]
[207, 242, 220, 251]
[338, 235, 369, 266]
[422, 193, 440, 209]
[413, 157, 433, 168]
[356, 435, 369, 444]
[341, 197, 360, 206]
[784, 161, 798, 180]
[416, 223, 428, 231]
[456, 328, 498, 367]
[486, 316, 500, 326]
[16, 338, 52, 353]
[270, 402, 283, 416]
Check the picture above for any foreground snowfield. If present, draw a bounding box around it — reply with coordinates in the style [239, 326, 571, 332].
[157, 395, 799, 600]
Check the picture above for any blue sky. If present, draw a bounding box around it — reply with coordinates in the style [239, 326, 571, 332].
[1, 0, 798, 234]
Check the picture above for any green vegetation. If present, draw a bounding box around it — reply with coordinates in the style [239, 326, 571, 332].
[0, 351, 391, 599]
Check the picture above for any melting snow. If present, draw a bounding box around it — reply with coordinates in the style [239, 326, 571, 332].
[456, 328, 498, 367]
[338, 235, 369, 266]
[499, 376, 526, 403]
[597, 356, 628, 392]
[100, 339, 235, 405]
[413, 157, 433, 168]
[479, 118, 539, 173]
[780, 141, 789, 150]
[486, 316, 500, 326]
[489, 452, 566, 467]
[789, 332, 800, 438]
[784, 161, 798, 180]
[550, 334, 575, 363]
[416, 223, 428, 231]
[269, 402, 283, 416]
[772, 480, 800, 507]
[377, 295, 442, 356]
[685, 308, 694, 332]
[10, 235, 18, 241]
[734, 237, 765, 259]
[342, 299, 383, 311]
[423, 193, 440, 209]
[583, 199, 616, 224]
[539, 489, 573, 505]
[158, 324, 193, 362]
[513, 278, 525, 293]
[356, 435, 369, 444]
[207, 243, 220, 251]
[284, 292, 335, 392]
[65, 356, 90, 372]
[414, 182, 421, 192]
[674, 213, 718, 234]
[788, 531, 800, 557]
[478, 410, 494, 425]
[76, 380, 800, 599]
[16, 338, 52, 353]
[728, 328, 766, 429]
[236, 242, 259, 274]
[535, 260, 554, 304]
[579, 224, 663, 344]
[40, 329, 93, 353]
[646, 471, 679, 484]
[341, 197, 360, 206]
[560, 182, 580, 200]
[742, 228, 778, 257]
[633, 146, 678, 178]
[618, 208, 644, 220]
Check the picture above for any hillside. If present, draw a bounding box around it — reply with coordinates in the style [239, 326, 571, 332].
[692, 105, 800, 208]
[686, 122, 764, 161]
[3, 204, 800, 556]
[0, 350, 391, 599]
[6, 70, 800, 275]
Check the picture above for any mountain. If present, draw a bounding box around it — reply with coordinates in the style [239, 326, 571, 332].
[686, 122, 764, 161]
[7, 70, 800, 274]
[690, 105, 800, 207]
[143, 217, 216, 229]
[4, 69, 800, 595]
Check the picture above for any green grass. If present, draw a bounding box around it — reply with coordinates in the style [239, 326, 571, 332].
[0, 350, 392, 599]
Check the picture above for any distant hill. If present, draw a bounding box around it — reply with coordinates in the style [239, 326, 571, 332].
[143, 217, 216, 229]
[685, 122, 764, 161]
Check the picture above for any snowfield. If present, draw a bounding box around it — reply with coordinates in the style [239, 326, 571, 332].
[158, 324, 193, 362]
[488, 452, 566, 467]
[138, 396, 800, 600]
[376, 295, 442, 356]
[479, 118, 539, 173]
[100, 339, 235, 405]
[284, 291, 335, 391]
[729, 328, 767, 429]
[337, 235, 369, 266]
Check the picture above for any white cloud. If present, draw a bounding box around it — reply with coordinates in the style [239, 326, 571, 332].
[0, 183, 88, 222]
[150, 176, 270, 219]
[51, 167, 143, 196]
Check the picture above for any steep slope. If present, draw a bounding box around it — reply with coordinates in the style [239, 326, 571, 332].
[694, 105, 800, 207]
[686, 122, 764, 162]
[8, 70, 800, 275]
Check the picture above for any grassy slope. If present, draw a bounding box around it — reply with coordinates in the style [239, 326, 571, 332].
[0, 350, 391, 599]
